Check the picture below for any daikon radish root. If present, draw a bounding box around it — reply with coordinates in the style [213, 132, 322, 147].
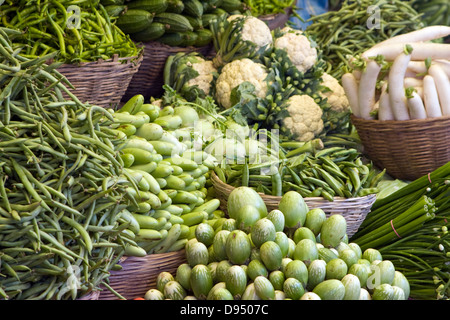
[423, 75, 443, 118]
[404, 77, 423, 88]
[434, 60, 450, 78]
[378, 82, 394, 121]
[341, 72, 361, 117]
[407, 61, 427, 75]
[406, 88, 427, 120]
[428, 64, 450, 115]
[372, 26, 450, 48]
[362, 43, 450, 61]
[358, 60, 381, 119]
[389, 46, 412, 120]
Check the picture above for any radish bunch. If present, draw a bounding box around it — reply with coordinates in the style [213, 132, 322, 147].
[342, 26, 450, 121]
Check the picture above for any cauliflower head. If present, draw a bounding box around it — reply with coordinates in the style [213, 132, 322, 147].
[186, 58, 217, 96]
[274, 27, 318, 73]
[320, 73, 350, 113]
[227, 15, 273, 50]
[215, 58, 269, 109]
[282, 94, 324, 142]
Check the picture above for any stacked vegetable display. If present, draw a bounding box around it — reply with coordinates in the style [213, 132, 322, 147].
[103, 93, 223, 255]
[343, 26, 450, 121]
[111, 0, 247, 45]
[140, 189, 411, 300]
[0, 0, 141, 63]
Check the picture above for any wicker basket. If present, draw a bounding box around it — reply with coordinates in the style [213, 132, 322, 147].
[122, 42, 214, 101]
[56, 54, 142, 109]
[259, 7, 292, 30]
[211, 172, 376, 237]
[81, 250, 187, 300]
[351, 115, 450, 181]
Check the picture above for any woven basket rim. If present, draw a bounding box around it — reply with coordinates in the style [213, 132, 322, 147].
[54, 53, 143, 68]
[210, 170, 377, 204]
[351, 114, 450, 126]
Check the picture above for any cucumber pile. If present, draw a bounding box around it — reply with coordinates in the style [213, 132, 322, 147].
[142, 188, 411, 300]
[101, 0, 247, 46]
[103, 94, 224, 255]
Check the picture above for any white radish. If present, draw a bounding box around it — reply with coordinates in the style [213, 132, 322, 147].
[371, 26, 450, 48]
[341, 72, 361, 117]
[378, 83, 394, 121]
[414, 86, 424, 99]
[358, 60, 382, 119]
[352, 69, 362, 80]
[423, 75, 443, 118]
[406, 89, 427, 120]
[434, 60, 450, 78]
[428, 64, 450, 115]
[404, 77, 423, 88]
[389, 48, 412, 120]
[362, 43, 450, 61]
[407, 61, 427, 75]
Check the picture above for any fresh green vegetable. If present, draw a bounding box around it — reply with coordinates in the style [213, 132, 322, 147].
[0, 1, 141, 63]
[351, 162, 450, 300]
[0, 28, 135, 300]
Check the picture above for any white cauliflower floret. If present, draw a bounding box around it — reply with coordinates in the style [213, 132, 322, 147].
[227, 15, 273, 50]
[215, 58, 269, 109]
[274, 26, 318, 73]
[283, 95, 324, 142]
[186, 59, 217, 95]
[320, 72, 350, 113]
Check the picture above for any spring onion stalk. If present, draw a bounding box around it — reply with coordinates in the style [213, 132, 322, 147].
[351, 165, 450, 300]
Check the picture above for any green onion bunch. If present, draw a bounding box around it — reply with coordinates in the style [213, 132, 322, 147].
[351, 162, 450, 300]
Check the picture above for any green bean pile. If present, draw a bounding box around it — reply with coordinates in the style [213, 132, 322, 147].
[0, 0, 141, 63]
[306, 0, 424, 79]
[0, 28, 135, 300]
[214, 135, 382, 201]
[351, 162, 450, 300]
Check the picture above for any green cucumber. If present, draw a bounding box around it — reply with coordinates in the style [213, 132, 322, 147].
[284, 260, 308, 288]
[307, 259, 327, 290]
[250, 218, 276, 248]
[225, 230, 251, 264]
[166, 0, 184, 13]
[190, 264, 213, 300]
[219, 0, 244, 12]
[313, 279, 345, 300]
[283, 277, 305, 300]
[341, 274, 361, 300]
[104, 5, 127, 17]
[225, 265, 247, 299]
[183, 0, 203, 18]
[154, 12, 193, 32]
[320, 214, 347, 248]
[254, 276, 275, 300]
[266, 209, 285, 232]
[186, 240, 209, 267]
[132, 22, 166, 42]
[116, 9, 154, 34]
[278, 191, 309, 229]
[164, 280, 187, 300]
[260, 241, 282, 271]
[127, 0, 169, 13]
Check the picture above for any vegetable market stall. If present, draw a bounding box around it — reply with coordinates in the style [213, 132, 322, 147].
[0, 0, 449, 301]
